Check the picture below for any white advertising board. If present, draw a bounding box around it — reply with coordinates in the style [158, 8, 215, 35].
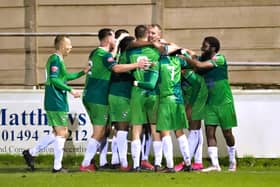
[0, 89, 280, 158]
[0, 90, 92, 155]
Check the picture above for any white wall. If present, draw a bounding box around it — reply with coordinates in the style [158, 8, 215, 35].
[0, 89, 279, 158]
[233, 90, 280, 158]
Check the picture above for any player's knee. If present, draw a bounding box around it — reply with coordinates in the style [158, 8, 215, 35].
[223, 129, 233, 139]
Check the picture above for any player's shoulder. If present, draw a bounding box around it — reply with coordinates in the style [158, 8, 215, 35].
[126, 47, 142, 55]
[142, 45, 159, 53]
[47, 53, 63, 64]
[211, 53, 226, 65]
[163, 55, 180, 63]
[90, 47, 109, 58]
[215, 53, 226, 60]
[95, 47, 110, 56]
[49, 53, 60, 60]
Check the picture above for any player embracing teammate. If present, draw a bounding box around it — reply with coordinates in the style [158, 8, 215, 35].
[23, 26, 237, 173]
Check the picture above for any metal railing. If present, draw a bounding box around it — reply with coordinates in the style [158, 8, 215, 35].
[227, 62, 280, 66]
[0, 32, 98, 37]
[1, 32, 280, 66]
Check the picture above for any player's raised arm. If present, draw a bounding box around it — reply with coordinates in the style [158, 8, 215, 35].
[180, 53, 214, 69]
[111, 57, 149, 73]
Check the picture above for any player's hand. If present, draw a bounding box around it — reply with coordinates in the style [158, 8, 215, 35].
[137, 58, 150, 69]
[184, 48, 196, 57]
[84, 61, 92, 74]
[133, 81, 138, 86]
[70, 89, 81, 98]
[178, 54, 187, 61]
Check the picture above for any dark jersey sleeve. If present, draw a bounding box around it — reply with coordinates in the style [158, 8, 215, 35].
[103, 53, 117, 70]
[179, 56, 191, 69]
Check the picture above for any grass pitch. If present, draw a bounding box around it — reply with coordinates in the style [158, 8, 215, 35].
[0, 167, 279, 187]
[0, 155, 279, 187]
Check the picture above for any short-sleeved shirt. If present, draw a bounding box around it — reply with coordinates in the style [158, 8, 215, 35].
[203, 54, 234, 106]
[156, 55, 189, 130]
[83, 47, 117, 105]
[44, 53, 71, 112]
[158, 55, 187, 104]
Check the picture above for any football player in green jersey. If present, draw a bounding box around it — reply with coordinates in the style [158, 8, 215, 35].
[157, 55, 193, 173]
[80, 28, 148, 172]
[145, 24, 186, 171]
[172, 48, 207, 171]
[180, 36, 237, 172]
[23, 35, 89, 173]
[134, 52, 193, 173]
[109, 36, 135, 171]
[136, 24, 163, 171]
[127, 25, 161, 171]
[139, 24, 163, 171]
[98, 29, 130, 170]
[132, 24, 183, 171]
[124, 25, 161, 171]
[181, 69, 207, 171]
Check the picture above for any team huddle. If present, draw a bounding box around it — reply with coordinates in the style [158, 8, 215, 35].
[22, 24, 238, 173]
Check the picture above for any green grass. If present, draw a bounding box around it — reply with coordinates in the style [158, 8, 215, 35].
[0, 155, 279, 187]
[0, 168, 279, 187]
[1, 154, 280, 168]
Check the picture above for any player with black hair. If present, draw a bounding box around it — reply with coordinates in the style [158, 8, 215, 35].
[180, 36, 237, 172]
[108, 36, 135, 171]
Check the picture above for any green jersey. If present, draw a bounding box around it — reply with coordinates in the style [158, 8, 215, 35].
[203, 54, 234, 106]
[127, 46, 160, 94]
[158, 55, 187, 104]
[109, 51, 133, 98]
[44, 53, 84, 112]
[182, 69, 205, 106]
[83, 47, 117, 105]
